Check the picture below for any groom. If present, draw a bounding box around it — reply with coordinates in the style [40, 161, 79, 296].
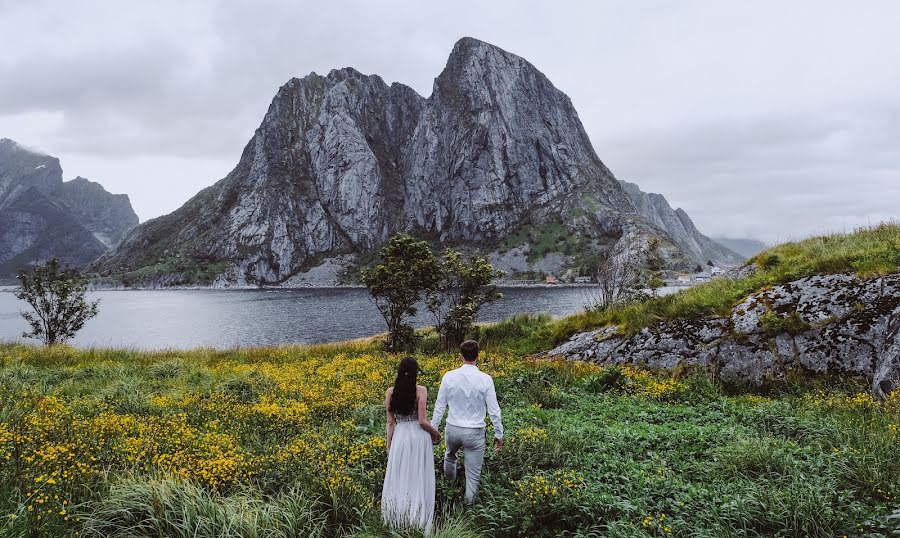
[431, 340, 504, 505]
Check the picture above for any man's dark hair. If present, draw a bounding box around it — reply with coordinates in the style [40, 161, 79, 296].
[460, 340, 479, 362]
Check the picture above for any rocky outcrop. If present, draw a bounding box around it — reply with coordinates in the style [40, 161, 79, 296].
[0, 138, 138, 278]
[548, 272, 900, 396]
[94, 38, 733, 286]
[620, 181, 744, 267]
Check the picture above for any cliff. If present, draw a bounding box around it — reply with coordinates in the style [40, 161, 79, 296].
[93, 38, 735, 286]
[0, 138, 138, 278]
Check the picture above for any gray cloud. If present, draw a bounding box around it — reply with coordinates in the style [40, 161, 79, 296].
[0, 0, 898, 239]
[600, 104, 900, 242]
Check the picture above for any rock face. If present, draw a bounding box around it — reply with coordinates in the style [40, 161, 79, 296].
[620, 181, 744, 267]
[548, 272, 900, 396]
[58, 177, 138, 247]
[94, 37, 735, 286]
[0, 139, 139, 278]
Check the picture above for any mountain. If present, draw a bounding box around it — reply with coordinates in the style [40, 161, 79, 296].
[58, 177, 138, 248]
[712, 237, 769, 259]
[619, 181, 744, 267]
[94, 37, 737, 287]
[0, 138, 139, 279]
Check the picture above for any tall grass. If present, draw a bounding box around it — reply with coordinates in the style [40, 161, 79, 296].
[80, 480, 329, 538]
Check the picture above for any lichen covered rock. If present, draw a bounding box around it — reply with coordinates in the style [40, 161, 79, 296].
[549, 272, 900, 396]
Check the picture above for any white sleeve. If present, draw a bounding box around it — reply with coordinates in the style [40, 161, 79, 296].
[431, 374, 449, 429]
[485, 376, 503, 439]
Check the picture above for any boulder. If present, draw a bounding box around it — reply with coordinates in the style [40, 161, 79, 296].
[548, 272, 900, 396]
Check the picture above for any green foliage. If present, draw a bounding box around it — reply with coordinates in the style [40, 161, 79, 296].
[426, 250, 503, 350]
[759, 311, 811, 336]
[119, 257, 229, 287]
[583, 366, 627, 393]
[0, 344, 898, 537]
[14, 258, 99, 346]
[577, 222, 900, 335]
[648, 273, 666, 294]
[761, 253, 781, 270]
[853, 258, 898, 278]
[361, 234, 440, 351]
[498, 221, 591, 262]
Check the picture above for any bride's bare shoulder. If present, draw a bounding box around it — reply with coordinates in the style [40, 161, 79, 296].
[385, 387, 393, 396]
[415, 384, 427, 393]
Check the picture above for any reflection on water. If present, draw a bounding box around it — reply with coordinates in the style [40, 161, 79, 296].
[0, 286, 615, 349]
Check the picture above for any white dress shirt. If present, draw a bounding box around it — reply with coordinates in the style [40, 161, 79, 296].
[431, 363, 504, 439]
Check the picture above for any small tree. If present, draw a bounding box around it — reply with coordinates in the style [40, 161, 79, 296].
[426, 250, 503, 351]
[648, 272, 666, 297]
[589, 241, 647, 311]
[15, 258, 99, 346]
[361, 234, 439, 351]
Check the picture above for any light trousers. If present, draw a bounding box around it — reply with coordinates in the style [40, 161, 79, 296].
[443, 424, 486, 504]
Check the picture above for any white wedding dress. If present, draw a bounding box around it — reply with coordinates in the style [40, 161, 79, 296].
[381, 413, 435, 531]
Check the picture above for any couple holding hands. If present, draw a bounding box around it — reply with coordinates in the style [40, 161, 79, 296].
[381, 340, 503, 531]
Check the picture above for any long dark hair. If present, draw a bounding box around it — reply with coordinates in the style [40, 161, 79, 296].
[389, 356, 418, 416]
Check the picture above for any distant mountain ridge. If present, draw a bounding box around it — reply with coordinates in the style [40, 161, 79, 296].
[619, 181, 744, 267]
[93, 37, 740, 287]
[0, 138, 139, 279]
[712, 237, 769, 259]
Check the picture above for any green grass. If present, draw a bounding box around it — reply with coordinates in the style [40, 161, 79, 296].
[606, 222, 900, 332]
[442, 223, 899, 355]
[0, 345, 898, 537]
[2, 223, 899, 536]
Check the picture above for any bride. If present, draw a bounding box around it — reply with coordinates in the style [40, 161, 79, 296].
[381, 356, 441, 531]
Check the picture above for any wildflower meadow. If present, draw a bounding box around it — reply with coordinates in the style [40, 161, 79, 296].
[0, 343, 898, 537]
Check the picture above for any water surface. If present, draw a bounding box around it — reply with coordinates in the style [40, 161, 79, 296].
[0, 287, 611, 349]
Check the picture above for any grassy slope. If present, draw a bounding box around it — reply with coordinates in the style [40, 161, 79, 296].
[469, 222, 900, 356]
[1, 224, 899, 537]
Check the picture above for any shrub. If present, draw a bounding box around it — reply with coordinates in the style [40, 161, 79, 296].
[759, 311, 810, 336]
[15, 258, 99, 346]
[761, 254, 781, 270]
[582, 366, 627, 393]
[426, 249, 502, 351]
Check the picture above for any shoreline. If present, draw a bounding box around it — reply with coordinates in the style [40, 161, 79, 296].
[50, 282, 604, 292]
[2, 282, 691, 293]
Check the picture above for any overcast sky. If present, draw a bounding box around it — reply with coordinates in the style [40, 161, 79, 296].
[1, 0, 898, 243]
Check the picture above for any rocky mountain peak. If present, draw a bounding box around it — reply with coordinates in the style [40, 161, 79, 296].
[57, 176, 139, 247]
[0, 139, 62, 209]
[0, 138, 139, 278]
[94, 39, 738, 287]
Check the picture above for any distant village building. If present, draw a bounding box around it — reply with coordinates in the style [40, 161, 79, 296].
[574, 276, 591, 284]
[545, 275, 558, 285]
[676, 274, 692, 284]
[710, 267, 726, 277]
[694, 275, 710, 283]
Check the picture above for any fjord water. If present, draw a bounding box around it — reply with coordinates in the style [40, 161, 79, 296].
[0, 287, 605, 349]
